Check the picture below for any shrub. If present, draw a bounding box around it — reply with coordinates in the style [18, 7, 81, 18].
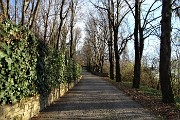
[141, 66, 159, 88]
[121, 61, 134, 82]
[0, 19, 37, 104]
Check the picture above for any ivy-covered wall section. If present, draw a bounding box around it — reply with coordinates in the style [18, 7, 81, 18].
[0, 19, 82, 105]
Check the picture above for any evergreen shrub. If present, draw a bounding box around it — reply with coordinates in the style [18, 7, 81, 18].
[0, 19, 81, 104]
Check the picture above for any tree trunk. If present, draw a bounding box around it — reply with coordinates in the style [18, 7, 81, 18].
[107, 0, 114, 80]
[70, 20, 74, 58]
[114, 27, 121, 82]
[109, 43, 114, 80]
[43, 0, 51, 43]
[108, 25, 114, 80]
[56, 0, 65, 50]
[6, 0, 10, 19]
[133, 54, 141, 88]
[15, 0, 17, 23]
[0, 0, 6, 16]
[160, 0, 175, 103]
[22, 0, 30, 25]
[133, 0, 140, 88]
[69, 0, 74, 59]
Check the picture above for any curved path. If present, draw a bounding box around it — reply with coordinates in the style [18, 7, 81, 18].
[31, 70, 159, 120]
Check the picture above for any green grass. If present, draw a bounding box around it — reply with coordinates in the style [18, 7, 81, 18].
[121, 82, 162, 97]
[121, 82, 132, 88]
[139, 86, 161, 97]
[175, 96, 180, 109]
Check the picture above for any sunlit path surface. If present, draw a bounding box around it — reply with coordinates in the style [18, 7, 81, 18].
[31, 69, 159, 120]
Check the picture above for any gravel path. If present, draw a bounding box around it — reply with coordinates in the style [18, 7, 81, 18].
[31, 70, 159, 120]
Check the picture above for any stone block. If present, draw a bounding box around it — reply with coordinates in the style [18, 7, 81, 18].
[13, 115, 22, 120]
[0, 106, 4, 117]
[0, 81, 79, 120]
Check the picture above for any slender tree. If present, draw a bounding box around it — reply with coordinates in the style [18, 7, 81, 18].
[107, 0, 130, 82]
[93, 0, 131, 81]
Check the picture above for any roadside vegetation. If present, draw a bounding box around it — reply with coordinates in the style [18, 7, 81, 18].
[0, 0, 82, 105]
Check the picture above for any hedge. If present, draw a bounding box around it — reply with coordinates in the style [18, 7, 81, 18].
[0, 19, 81, 105]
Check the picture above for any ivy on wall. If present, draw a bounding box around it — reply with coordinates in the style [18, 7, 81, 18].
[0, 19, 82, 105]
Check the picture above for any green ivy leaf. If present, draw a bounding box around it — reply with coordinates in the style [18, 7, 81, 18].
[0, 51, 7, 59]
[0, 91, 5, 98]
[1, 43, 11, 55]
[5, 57, 13, 70]
[9, 29, 14, 35]
[0, 30, 6, 37]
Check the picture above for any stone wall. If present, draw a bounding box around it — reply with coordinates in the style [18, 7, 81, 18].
[0, 79, 80, 120]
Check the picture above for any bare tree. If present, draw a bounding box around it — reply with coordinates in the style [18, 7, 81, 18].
[83, 13, 107, 73]
[92, 0, 131, 82]
[93, 0, 115, 79]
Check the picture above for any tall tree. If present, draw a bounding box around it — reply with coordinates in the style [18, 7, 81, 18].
[159, 0, 175, 103]
[95, 0, 115, 79]
[110, 0, 121, 82]
[93, 0, 131, 81]
[107, 0, 130, 82]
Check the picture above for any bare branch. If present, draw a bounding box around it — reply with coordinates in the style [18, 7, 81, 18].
[142, 0, 161, 29]
[124, 0, 135, 18]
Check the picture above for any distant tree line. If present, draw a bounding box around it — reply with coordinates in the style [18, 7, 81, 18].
[81, 0, 180, 103]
